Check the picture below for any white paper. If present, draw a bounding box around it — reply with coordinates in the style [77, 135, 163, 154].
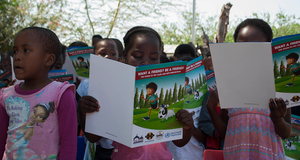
[85, 54, 136, 146]
[62, 52, 78, 82]
[10, 57, 24, 85]
[210, 43, 276, 109]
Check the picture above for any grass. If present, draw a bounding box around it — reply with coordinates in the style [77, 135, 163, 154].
[133, 101, 183, 130]
[76, 68, 89, 78]
[184, 84, 207, 109]
[275, 76, 300, 93]
[283, 140, 300, 159]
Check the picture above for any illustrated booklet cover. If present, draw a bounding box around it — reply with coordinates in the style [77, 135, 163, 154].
[206, 68, 216, 92]
[0, 70, 12, 88]
[184, 56, 207, 121]
[282, 114, 300, 160]
[67, 47, 93, 79]
[272, 34, 300, 108]
[85, 54, 186, 148]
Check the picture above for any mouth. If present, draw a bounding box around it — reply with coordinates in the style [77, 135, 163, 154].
[14, 65, 23, 71]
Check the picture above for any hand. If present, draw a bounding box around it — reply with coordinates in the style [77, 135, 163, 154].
[269, 98, 287, 121]
[176, 109, 194, 130]
[141, 95, 144, 99]
[151, 100, 154, 103]
[7, 79, 16, 87]
[75, 77, 82, 89]
[78, 96, 100, 114]
[281, 66, 285, 69]
[293, 68, 297, 70]
[207, 90, 219, 110]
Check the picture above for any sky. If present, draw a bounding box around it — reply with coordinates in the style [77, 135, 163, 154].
[167, 0, 300, 23]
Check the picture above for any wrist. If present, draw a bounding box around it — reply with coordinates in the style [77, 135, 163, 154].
[271, 116, 284, 123]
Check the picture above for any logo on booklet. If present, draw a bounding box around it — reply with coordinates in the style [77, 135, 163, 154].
[145, 132, 154, 140]
[156, 131, 164, 140]
[285, 100, 289, 105]
[165, 131, 182, 138]
[133, 134, 143, 144]
[291, 96, 300, 102]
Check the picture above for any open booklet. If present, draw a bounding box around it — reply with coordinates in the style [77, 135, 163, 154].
[85, 55, 207, 148]
[210, 34, 300, 109]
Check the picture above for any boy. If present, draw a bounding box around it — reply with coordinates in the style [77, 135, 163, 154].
[141, 82, 159, 120]
[282, 52, 300, 86]
[77, 56, 89, 74]
[185, 77, 193, 104]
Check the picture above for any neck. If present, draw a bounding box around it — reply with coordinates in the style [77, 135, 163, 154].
[20, 76, 52, 90]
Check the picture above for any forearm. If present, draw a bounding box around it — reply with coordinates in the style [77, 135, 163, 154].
[78, 106, 102, 143]
[272, 118, 291, 139]
[172, 127, 193, 147]
[192, 126, 206, 143]
[207, 107, 227, 139]
[0, 104, 8, 157]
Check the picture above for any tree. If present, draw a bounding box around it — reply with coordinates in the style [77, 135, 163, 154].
[273, 60, 279, 78]
[168, 89, 172, 105]
[202, 73, 206, 83]
[164, 89, 169, 106]
[181, 86, 184, 100]
[279, 61, 285, 78]
[159, 88, 164, 107]
[172, 83, 178, 103]
[192, 79, 195, 90]
[134, 88, 139, 109]
[199, 73, 203, 87]
[144, 94, 150, 108]
[139, 89, 144, 108]
[178, 84, 182, 101]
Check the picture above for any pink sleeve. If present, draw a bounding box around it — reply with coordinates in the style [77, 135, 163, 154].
[57, 88, 77, 159]
[0, 102, 9, 157]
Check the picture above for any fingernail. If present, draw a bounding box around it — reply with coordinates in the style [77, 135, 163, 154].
[275, 98, 278, 101]
[279, 98, 283, 100]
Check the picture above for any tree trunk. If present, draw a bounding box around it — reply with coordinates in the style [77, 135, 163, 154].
[214, 3, 233, 43]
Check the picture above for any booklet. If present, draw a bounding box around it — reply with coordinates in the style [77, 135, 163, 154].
[210, 34, 300, 109]
[67, 47, 93, 79]
[282, 114, 300, 160]
[48, 69, 67, 77]
[86, 54, 186, 148]
[0, 70, 12, 88]
[50, 74, 74, 84]
[184, 57, 207, 120]
[272, 34, 300, 107]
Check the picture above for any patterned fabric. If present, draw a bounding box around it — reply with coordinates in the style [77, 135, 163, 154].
[223, 108, 285, 160]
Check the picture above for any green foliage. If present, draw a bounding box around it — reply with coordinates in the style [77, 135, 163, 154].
[199, 73, 203, 86]
[285, 64, 294, 76]
[279, 60, 285, 78]
[159, 88, 164, 107]
[172, 83, 177, 103]
[144, 94, 150, 108]
[139, 89, 144, 108]
[164, 89, 169, 105]
[134, 88, 139, 108]
[178, 84, 182, 101]
[274, 60, 279, 78]
[168, 88, 172, 105]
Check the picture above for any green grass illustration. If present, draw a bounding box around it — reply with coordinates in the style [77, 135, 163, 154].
[76, 68, 89, 78]
[275, 76, 300, 93]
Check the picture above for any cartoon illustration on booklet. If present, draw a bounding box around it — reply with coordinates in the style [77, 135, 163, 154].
[67, 47, 93, 78]
[184, 56, 207, 118]
[272, 34, 300, 107]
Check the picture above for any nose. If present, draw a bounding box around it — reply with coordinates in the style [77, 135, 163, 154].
[13, 52, 21, 61]
[140, 57, 151, 66]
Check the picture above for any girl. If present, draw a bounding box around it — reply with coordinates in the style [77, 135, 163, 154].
[78, 26, 194, 160]
[0, 27, 77, 159]
[207, 19, 291, 160]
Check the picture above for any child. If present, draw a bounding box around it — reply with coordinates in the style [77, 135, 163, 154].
[92, 34, 103, 46]
[141, 82, 159, 120]
[185, 77, 193, 104]
[174, 44, 197, 59]
[77, 56, 89, 74]
[52, 44, 67, 70]
[77, 38, 119, 160]
[78, 26, 194, 160]
[281, 52, 300, 86]
[0, 27, 77, 159]
[207, 19, 291, 160]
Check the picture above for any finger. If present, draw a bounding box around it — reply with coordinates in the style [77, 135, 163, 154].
[176, 110, 188, 120]
[278, 98, 287, 112]
[269, 98, 276, 111]
[82, 96, 99, 105]
[8, 79, 16, 87]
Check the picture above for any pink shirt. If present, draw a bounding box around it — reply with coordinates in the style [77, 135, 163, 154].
[0, 82, 77, 159]
[111, 141, 172, 160]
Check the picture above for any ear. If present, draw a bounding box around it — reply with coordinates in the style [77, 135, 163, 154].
[45, 54, 56, 67]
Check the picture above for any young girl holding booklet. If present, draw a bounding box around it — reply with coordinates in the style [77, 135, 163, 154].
[207, 19, 291, 160]
[78, 26, 194, 160]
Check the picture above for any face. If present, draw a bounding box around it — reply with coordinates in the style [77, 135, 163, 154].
[146, 88, 154, 95]
[1, 59, 12, 71]
[287, 58, 295, 65]
[29, 105, 46, 124]
[13, 30, 53, 80]
[92, 37, 101, 46]
[124, 35, 160, 67]
[78, 59, 83, 63]
[94, 40, 119, 61]
[236, 26, 268, 42]
[52, 54, 63, 70]
[185, 81, 188, 86]
[204, 57, 213, 71]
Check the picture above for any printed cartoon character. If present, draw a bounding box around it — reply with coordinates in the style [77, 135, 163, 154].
[141, 82, 159, 120]
[281, 52, 300, 86]
[7, 101, 55, 159]
[77, 56, 89, 74]
[185, 77, 193, 104]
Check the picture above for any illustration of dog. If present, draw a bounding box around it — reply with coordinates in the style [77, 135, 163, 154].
[194, 89, 203, 100]
[158, 107, 175, 121]
[285, 140, 296, 151]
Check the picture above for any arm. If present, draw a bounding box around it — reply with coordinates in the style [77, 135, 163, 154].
[58, 88, 78, 159]
[0, 105, 9, 157]
[77, 95, 102, 143]
[207, 90, 228, 140]
[269, 98, 292, 139]
[192, 126, 207, 143]
[172, 110, 194, 147]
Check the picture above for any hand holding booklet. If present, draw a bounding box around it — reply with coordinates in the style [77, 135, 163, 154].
[210, 34, 300, 109]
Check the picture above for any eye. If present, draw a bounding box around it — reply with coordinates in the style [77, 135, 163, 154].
[24, 49, 30, 53]
[110, 53, 116, 56]
[133, 55, 142, 59]
[33, 110, 36, 114]
[38, 115, 42, 118]
[151, 57, 159, 61]
[100, 53, 106, 57]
